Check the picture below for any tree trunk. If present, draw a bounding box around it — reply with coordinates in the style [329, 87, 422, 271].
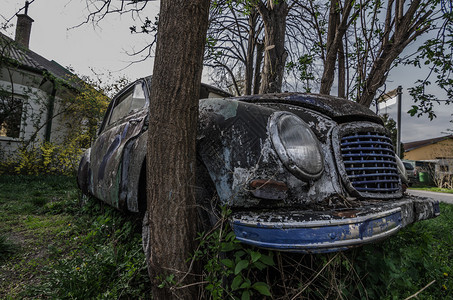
[338, 37, 346, 98]
[319, 0, 355, 95]
[357, 43, 403, 107]
[257, 1, 289, 94]
[253, 42, 264, 95]
[245, 9, 258, 95]
[146, 0, 210, 299]
[356, 0, 431, 107]
[319, 0, 340, 95]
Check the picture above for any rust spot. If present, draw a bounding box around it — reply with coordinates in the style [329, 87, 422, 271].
[332, 210, 359, 218]
[249, 179, 288, 191]
[249, 179, 288, 200]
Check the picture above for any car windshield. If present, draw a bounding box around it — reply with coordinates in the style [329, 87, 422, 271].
[403, 162, 414, 170]
[109, 83, 146, 125]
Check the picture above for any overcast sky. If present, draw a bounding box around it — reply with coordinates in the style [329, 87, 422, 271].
[1, 0, 451, 143]
[2, 0, 159, 81]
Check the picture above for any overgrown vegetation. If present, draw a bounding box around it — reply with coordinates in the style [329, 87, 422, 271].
[0, 234, 18, 263]
[0, 37, 128, 175]
[193, 204, 452, 299]
[0, 175, 150, 299]
[0, 176, 452, 299]
[0, 140, 84, 175]
[412, 186, 453, 194]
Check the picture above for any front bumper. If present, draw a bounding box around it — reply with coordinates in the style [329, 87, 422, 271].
[231, 196, 440, 253]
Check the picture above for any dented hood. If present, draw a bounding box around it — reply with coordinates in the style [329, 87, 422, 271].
[233, 93, 382, 124]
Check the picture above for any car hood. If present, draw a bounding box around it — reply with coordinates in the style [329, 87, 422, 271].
[232, 93, 382, 124]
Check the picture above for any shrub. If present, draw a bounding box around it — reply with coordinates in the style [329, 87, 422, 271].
[193, 209, 274, 300]
[191, 204, 453, 299]
[0, 139, 84, 176]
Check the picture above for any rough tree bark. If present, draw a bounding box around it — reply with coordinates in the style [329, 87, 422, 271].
[338, 37, 346, 98]
[145, 0, 210, 299]
[257, 0, 289, 94]
[245, 9, 259, 95]
[319, 0, 356, 95]
[253, 42, 264, 95]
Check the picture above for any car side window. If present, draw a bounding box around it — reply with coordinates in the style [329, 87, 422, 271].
[108, 83, 146, 125]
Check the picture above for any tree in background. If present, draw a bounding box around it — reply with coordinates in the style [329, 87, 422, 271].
[205, 0, 291, 95]
[205, 0, 452, 113]
[205, 2, 263, 95]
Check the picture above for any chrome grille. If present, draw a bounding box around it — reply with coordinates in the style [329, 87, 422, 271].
[340, 132, 400, 194]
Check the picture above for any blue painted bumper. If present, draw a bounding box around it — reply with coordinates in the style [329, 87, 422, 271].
[231, 198, 439, 253]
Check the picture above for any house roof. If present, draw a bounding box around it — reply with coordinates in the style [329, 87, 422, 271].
[404, 135, 453, 152]
[0, 31, 76, 85]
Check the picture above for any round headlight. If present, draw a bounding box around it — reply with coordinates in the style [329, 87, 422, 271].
[269, 111, 324, 180]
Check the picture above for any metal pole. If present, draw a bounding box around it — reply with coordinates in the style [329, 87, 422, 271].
[396, 86, 402, 158]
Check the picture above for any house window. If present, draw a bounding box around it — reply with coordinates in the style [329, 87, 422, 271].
[0, 93, 23, 138]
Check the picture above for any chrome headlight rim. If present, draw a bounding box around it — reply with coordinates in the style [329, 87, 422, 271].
[269, 111, 324, 180]
[395, 155, 408, 184]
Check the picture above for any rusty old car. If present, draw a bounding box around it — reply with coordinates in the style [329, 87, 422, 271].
[77, 76, 439, 253]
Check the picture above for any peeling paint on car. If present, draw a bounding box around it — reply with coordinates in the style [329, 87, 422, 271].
[199, 98, 239, 121]
[98, 135, 121, 181]
[78, 76, 440, 253]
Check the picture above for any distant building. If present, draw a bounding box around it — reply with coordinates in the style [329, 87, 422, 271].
[0, 7, 79, 155]
[403, 135, 453, 161]
[404, 135, 453, 186]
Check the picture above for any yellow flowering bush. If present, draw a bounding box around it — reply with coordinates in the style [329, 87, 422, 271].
[0, 139, 85, 176]
[0, 74, 128, 175]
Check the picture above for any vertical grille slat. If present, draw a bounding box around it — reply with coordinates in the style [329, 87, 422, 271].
[340, 131, 400, 195]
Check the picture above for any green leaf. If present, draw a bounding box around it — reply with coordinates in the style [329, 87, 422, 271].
[157, 282, 165, 288]
[252, 282, 272, 296]
[241, 290, 250, 300]
[240, 278, 251, 289]
[235, 259, 249, 275]
[221, 242, 235, 252]
[231, 275, 243, 291]
[234, 250, 246, 260]
[408, 106, 418, 116]
[225, 231, 236, 241]
[239, 282, 251, 290]
[259, 253, 275, 266]
[221, 258, 233, 268]
[250, 251, 261, 263]
[253, 261, 267, 271]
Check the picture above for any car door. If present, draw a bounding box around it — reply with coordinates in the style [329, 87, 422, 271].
[90, 80, 148, 208]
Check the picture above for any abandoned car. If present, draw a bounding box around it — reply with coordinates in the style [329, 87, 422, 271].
[77, 76, 439, 253]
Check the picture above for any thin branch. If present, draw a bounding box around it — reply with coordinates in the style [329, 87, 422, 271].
[290, 253, 339, 300]
[3, 0, 36, 25]
[404, 280, 436, 300]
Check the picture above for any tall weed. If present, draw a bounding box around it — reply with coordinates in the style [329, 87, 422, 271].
[26, 197, 151, 299]
[192, 204, 453, 299]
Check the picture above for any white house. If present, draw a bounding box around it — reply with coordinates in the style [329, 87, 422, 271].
[0, 8, 79, 156]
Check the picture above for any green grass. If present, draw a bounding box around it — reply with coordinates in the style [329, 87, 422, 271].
[0, 234, 19, 263]
[0, 175, 150, 299]
[0, 175, 452, 299]
[348, 203, 453, 299]
[410, 186, 453, 194]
